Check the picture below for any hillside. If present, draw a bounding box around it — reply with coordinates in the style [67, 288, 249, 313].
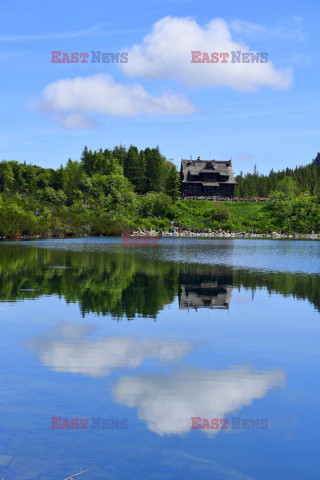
[0, 147, 319, 237]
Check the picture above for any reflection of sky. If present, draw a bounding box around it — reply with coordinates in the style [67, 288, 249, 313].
[28, 323, 193, 377]
[113, 366, 285, 436]
[27, 321, 286, 436]
[0, 263, 319, 478]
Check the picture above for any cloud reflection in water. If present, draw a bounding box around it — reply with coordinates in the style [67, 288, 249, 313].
[28, 322, 193, 377]
[113, 366, 286, 435]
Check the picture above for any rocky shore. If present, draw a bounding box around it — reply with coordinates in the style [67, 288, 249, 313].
[1, 231, 319, 241]
[132, 230, 320, 240]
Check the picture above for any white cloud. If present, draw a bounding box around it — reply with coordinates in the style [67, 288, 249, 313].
[120, 16, 292, 91]
[56, 112, 101, 130]
[28, 323, 193, 377]
[113, 366, 286, 435]
[33, 73, 196, 128]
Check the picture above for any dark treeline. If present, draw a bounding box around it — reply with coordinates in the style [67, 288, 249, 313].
[0, 145, 180, 237]
[0, 144, 180, 200]
[235, 153, 320, 197]
[2, 147, 320, 201]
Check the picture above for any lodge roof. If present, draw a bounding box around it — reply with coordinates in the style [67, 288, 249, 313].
[181, 157, 237, 185]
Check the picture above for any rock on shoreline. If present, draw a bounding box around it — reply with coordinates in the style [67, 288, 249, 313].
[132, 230, 320, 240]
[1, 232, 320, 241]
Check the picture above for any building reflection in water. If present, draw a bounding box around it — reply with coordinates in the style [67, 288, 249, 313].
[179, 269, 233, 311]
[0, 244, 319, 318]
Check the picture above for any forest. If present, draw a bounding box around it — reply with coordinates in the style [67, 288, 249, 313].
[235, 153, 320, 197]
[0, 146, 319, 237]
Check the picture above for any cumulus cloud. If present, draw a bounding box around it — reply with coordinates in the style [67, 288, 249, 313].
[27, 322, 193, 377]
[113, 366, 286, 435]
[120, 16, 292, 91]
[33, 73, 196, 128]
[56, 112, 101, 130]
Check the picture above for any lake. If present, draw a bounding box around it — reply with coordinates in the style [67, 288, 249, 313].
[0, 237, 319, 480]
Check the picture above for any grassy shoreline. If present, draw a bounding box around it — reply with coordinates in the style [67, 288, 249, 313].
[1, 196, 320, 239]
[1, 152, 319, 238]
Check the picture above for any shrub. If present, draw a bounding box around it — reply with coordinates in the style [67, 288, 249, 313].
[139, 193, 172, 217]
[210, 203, 231, 221]
[41, 187, 67, 205]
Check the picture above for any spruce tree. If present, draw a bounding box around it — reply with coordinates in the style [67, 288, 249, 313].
[165, 165, 180, 201]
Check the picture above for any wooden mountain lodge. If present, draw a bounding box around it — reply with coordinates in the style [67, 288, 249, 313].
[180, 157, 237, 197]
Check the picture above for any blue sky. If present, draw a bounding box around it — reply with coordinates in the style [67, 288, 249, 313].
[0, 0, 319, 175]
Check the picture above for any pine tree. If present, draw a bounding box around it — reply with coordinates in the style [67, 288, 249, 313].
[124, 145, 140, 189]
[136, 150, 147, 194]
[112, 145, 127, 165]
[165, 165, 180, 201]
[80, 146, 95, 175]
[145, 146, 165, 192]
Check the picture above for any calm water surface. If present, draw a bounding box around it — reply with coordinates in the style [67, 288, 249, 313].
[0, 238, 319, 480]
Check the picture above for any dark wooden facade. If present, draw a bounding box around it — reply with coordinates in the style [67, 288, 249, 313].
[180, 157, 236, 197]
